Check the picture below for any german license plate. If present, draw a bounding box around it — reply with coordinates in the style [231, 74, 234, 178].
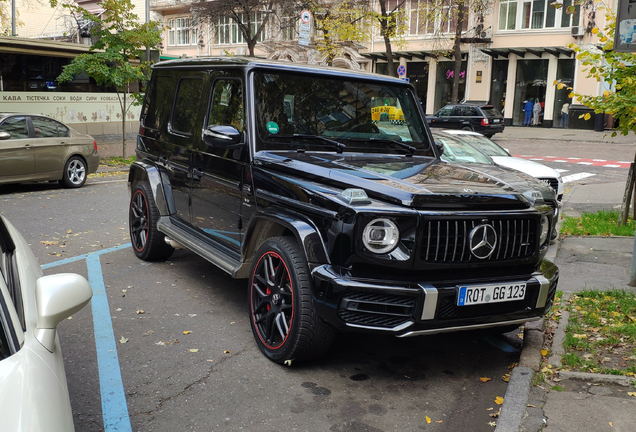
[492, 119, 500, 123]
[457, 283, 526, 306]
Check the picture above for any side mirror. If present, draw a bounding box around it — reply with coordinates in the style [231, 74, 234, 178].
[435, 141, 445, 156]
[35, 273, 92, 352]
[203, 125, 242, 146]
[0, 131, 10, 140]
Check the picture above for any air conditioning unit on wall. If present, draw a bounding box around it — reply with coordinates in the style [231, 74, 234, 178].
[571, 26, 584, 37]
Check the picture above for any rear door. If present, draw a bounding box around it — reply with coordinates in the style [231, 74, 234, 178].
[0, 116, 35, 183]
[428, 105, 454, 128]
[30, 116, 72, 176]
[166, 72, 208, 223]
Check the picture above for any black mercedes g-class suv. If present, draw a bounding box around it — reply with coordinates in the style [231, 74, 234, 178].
[128, 58, 558, 364]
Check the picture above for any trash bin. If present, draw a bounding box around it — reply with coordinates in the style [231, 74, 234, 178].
[568, 105, 595, 130]
[595, 113, 605, 132]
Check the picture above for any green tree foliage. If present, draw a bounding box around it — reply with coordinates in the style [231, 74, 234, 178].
[566, 11, 636, 136]
[56, 0, 161, 158]
[308, 0, 372, 66]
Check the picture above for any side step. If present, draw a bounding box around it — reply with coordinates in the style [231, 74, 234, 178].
[157, 216, 241, 276]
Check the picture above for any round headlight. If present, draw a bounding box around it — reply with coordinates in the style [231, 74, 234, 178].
[363, 218, 400, 254]
[539, 215, 550, 245]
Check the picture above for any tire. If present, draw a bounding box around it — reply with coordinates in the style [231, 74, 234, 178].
[483, 134, 494, 139]
[129, 181, 174, 261]
[248, 237, 335, 363]
[61, 156, 87, 188]
[461, 126, 473, 131]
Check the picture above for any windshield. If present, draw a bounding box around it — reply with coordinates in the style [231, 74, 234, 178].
[253, 71, 433, 156]
[434, 134, 493, 164]
[457, 134, 509, 157]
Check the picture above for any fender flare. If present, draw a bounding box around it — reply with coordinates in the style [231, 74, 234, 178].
[235, 208, 332, 279]
[127, 162, 172, 216]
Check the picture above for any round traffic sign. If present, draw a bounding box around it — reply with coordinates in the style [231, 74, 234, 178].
[301, 10, 312, 24]
[397, 65, 406, 77]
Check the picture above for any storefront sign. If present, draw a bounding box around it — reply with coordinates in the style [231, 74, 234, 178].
[476, 71, 482, 83]
[0, 91, 141, 125]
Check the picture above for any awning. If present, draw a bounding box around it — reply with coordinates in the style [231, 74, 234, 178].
[480, 47, 574, 58]
[360, 50, 468, 61]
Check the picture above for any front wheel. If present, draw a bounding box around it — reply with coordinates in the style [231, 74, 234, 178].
[248, 237, 335, 363]
[129, 181, 174, 261]
[61, 156, 87, 188]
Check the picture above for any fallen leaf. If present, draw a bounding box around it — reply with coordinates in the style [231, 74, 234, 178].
[488, 421, 496, 427]
[527, 404, 536, 408]
[115, 308, 122, 312]
[541, 349, 548, 356]
[40, 240, 60, 245]
[67, 230, 72, 234]
[224, 350, 230, 354]
[494, 396, 504, 405]
[284, 359, 294, 366]
[189, 349, 199, 353]
[121, 289, 127, 293]
[573, 334, 588, 339]
[183, 331, 191, 335]
[502, 373, 510, 382]
[425, 416, 431, 424]
[480, 377, 492, 383]
[119, 336, 128, 344]
[67, 316, 73, 320]
[136, 309, 145, 314]
[435, 421, 443, 424]
[628, 392, 636, 397]
[489, 409, 501, 418]
[609, 422, 613, 427]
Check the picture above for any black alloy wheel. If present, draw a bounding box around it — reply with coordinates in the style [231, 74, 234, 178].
[249, 237, 335, 363]
[129, 181, 174, 261]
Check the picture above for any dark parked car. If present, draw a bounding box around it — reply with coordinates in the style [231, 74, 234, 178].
[426, 103, 505, 137]
[0, 114, 99, 188]
[129, 58, 558, 364]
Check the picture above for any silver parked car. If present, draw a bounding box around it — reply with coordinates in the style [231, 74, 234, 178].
[0, 114, 100, 188]
[0, 215, 93, 431]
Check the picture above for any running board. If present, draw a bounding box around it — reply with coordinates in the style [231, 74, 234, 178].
[157, 216, 240, 276]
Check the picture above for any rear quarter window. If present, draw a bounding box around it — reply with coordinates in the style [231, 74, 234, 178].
[480, 107, 503, 117]
[142, 75, 172, 131]
[171, 77, 204, 135]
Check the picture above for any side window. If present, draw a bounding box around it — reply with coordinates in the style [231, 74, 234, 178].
[207, 79, 244, 132]
[0, 117, 29, 139]
[461, 107, 478, 116]
[437, 106, 453, 117]
[171, 77, 204, 135]
[31, 117, 70, 138]
[142, 75, 172, 130]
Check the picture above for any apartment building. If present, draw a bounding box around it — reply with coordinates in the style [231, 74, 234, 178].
[150, 0, 608, 129]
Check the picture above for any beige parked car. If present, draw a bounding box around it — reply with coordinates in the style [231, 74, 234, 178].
[0, 114, 99, 188]
[0, 215, 93, 431]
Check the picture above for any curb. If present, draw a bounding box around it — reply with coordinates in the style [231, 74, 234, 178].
[494, 366, 534, 432]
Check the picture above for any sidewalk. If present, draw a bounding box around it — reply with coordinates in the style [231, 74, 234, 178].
[496, 180, 636, 432]
[497, 125, 636, 145]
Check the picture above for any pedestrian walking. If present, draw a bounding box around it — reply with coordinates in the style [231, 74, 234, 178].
[532, 98, 542, 126]
[560, 102, 569, 128]
[523, 100, 533, 126]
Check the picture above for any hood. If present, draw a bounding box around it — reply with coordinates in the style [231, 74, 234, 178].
[255, 151, 538, 210]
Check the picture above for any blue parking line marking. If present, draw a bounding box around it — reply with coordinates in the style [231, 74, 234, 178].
[43, 244, 132, 432]
[482, 335, 520, 353]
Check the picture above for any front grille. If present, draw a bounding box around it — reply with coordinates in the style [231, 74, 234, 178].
[437, 294, 535, 319]
[420, 217, 536, 263]
[338, 293, 416, 329]
[538, 178, 559, 195]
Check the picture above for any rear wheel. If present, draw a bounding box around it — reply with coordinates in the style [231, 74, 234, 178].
[61, 156, 87, 188]
[129, 181, 174, 261]
[461, 125, 473, 131]
[248, 237, 335, 363]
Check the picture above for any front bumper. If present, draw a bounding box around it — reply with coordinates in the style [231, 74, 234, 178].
[311, 260, 558, 336]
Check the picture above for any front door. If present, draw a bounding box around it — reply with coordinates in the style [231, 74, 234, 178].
[0, 116, 35, 183]
[190, 73, 246, 253]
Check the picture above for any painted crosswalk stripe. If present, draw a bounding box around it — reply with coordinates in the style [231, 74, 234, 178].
[577, 162, 594, 165]
[562, 172, 596, 183]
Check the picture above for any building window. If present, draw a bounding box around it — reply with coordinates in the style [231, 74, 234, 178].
[409, 0, 434, 35]
[232, 13, 265, 44]
[281, 16, 298, 41]
[168, 19, 175, 46]
[216, 15, 231, 44]
[499, 0, 579, 31]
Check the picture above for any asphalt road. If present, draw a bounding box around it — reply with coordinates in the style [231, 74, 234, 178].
[0, 175, 522, 432]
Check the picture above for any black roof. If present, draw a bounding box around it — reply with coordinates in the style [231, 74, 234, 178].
[152, 56, 408, 85]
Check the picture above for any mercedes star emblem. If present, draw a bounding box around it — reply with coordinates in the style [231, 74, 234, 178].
[469, 224, 497, 259]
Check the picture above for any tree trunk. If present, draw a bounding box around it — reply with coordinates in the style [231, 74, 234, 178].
[378, 0, 395, 77]
[451, 2, 466, 104]
[122, 92, 127, 159]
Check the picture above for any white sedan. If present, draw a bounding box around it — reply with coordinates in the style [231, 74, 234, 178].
[440, 129, 564, 201]
[0, 215, 93, 431]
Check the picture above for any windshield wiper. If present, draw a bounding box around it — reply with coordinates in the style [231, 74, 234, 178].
[341, 137, 416, 155]
[269, 134, 346, 153]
